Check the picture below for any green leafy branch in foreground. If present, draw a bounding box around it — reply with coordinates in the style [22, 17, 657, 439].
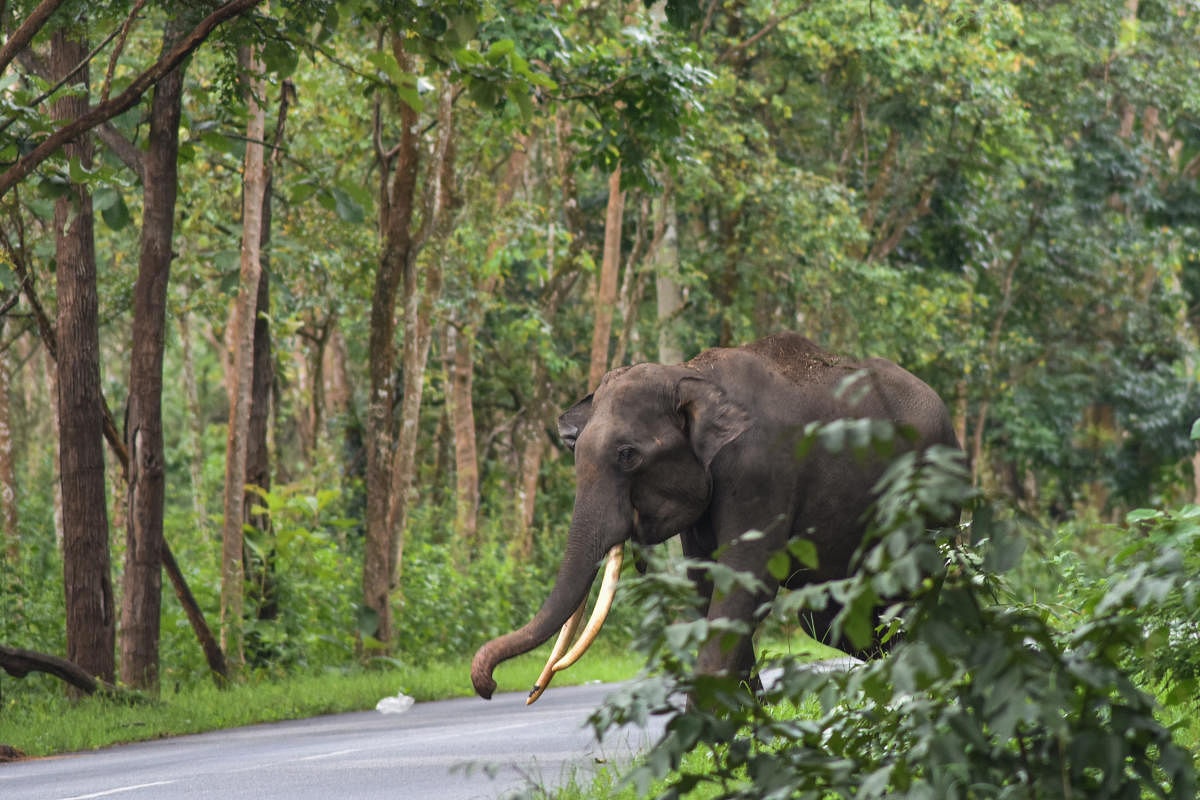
[580, 423, 1198, 799]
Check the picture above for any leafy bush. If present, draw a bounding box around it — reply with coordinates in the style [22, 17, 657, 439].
[575, 425, 1197, 800]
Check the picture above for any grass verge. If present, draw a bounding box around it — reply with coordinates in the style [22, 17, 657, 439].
[0, 644, 646, 758]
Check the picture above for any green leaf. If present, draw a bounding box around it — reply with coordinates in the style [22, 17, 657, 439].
[767, 550, 791, 581]
[262, 38, 299, 79]
[395, 86, 425, 113]
[201, 129, 236, 155]
[329, 185, 364, 224]
[788, 538, 819, 568]
[290, 182, 319, 205]
[1126, 508, 1163, 524]
[92, 185, 118, 212]
[486, 39, 515, 63]
[100, 190, 131, 231]
[68, 156, 93, 184]
[1191, 418, 1200, 441]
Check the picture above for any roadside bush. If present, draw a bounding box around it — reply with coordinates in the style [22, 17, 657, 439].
[580, 423, 1197, 800]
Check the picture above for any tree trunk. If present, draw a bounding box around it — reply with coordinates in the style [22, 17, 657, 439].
[611, 194, 649, 370]
[588, 168, 624, 392]
[120, 17, 187, 692]
[52, 24, 115, 685]
[45, 347, 63, 547]
[220, 43, 268, 669]
[445, 318, 478, 548]
[245, 78, 292, 625]
[653, 186, 684, 365]
[0, 318, 17, 564]
[244, 260, 275, 621]
[325, 324, 351, 421]
[385, 76, 457, 586]
[363, 33, 421, 646]
[178, 313, 207, 533]
[515, 419, 543, 555]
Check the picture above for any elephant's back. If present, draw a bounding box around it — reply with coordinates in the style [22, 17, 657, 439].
[688, 332, 851, 388]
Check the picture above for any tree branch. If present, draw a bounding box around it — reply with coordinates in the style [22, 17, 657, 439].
[0, 0, 263, 199]
[16, 49, 146, 180]
[94, 121, 145, 180]
[716, 6, 808, 66]
[0, 643, 118, 696]
[101, 0, 148, 102]
[0, 0, 66, 77]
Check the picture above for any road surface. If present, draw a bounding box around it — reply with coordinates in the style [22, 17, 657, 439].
[0, 681, 664, 800]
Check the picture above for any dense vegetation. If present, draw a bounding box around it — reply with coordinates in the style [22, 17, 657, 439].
[1, 0, 1199, 794]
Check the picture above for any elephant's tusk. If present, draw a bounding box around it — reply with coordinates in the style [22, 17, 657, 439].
[526, 598, 586, 705]
[552, 544, 624, 673]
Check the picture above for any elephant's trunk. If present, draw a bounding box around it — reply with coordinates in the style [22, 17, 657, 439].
[471, 488, 630, 700]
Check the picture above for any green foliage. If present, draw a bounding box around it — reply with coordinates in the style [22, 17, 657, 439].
[572, 426, 1196, 800]
[239, 484, 362, 672]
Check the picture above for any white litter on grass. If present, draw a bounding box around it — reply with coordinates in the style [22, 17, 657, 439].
[375, 692, 415, 714]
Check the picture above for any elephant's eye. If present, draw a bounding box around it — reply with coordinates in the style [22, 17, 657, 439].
[616, 445, 642, 471]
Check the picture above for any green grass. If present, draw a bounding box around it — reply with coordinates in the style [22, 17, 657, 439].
[0, 644, 646, 758]
[539, 695, 828, 800]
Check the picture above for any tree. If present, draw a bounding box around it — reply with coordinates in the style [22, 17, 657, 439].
[588, 167, 624, 391]
[120, 12, 190, 692]
[361, 29, 422, 648]
[0, 317, 17, 564]
[0, 0, 266, 200]
[50, 20, 115, 685]
[219, 40, 271, 670]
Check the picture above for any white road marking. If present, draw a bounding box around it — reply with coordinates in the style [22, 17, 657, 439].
[58, 780, 176, 800]
[294, 748, 362, 761]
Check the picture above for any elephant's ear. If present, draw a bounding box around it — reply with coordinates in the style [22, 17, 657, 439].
[558, 394, 594, 452]
[675, 375, 750, 469]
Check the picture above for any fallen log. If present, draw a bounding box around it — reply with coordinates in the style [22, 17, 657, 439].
[0, 644, 117, 696]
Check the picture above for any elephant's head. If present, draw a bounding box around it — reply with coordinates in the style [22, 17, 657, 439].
[470, 363, 750, 702]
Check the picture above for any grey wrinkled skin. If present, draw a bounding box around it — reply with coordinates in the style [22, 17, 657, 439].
[471, 333, 961, 699]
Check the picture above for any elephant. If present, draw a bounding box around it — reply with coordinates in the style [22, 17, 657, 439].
[470, 332, 961, 703]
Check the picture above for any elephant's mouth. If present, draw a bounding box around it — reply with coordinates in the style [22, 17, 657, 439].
[525, 543, 624, 705]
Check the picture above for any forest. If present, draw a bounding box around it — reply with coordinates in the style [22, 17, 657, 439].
[1, 0, 1199, 795]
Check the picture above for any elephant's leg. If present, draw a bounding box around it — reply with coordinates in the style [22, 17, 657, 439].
[694, 527, 778, 691]
[681, 528, 714, 617]
[696, 580, 774, 693]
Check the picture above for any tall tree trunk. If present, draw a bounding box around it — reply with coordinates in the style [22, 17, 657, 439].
[515, 419, 543, 555]
[653, 185, 684, 365]
[611, 194, 653, 369]
[244, 261, 275, 621]
[52, 24, 115, 684]
[385, 76, 457, 586]
[363, 33, 421, 646]
[178, 313, 207, 533]
[444, 318, 478, 548]
[0, 319, 17, 565]
[325, 324, 350, 422]
[588, 168, 624, 392]
[45, 347, 62, 547]
[220, 43, 268, 670]
[120, 16, 187, 692]
[244, 78, 291, 626]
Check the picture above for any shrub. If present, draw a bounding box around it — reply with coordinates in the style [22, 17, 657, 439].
[578, 425, 1196, 800]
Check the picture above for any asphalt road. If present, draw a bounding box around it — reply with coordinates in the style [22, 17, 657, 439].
[0, 681, 664, 800]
